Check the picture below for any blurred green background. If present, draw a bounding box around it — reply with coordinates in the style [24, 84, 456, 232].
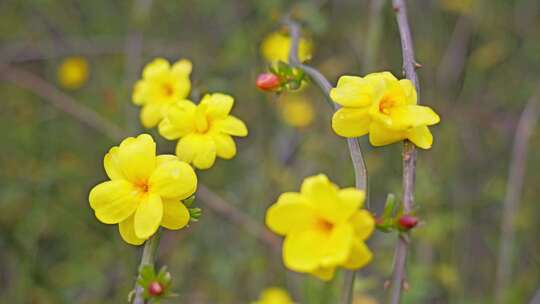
[1, 0, 540, 303]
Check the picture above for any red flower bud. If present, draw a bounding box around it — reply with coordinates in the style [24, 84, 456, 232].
[398, 215, 418, 230]
[148, 281, 164, 296]
[256, 73, 280, 91]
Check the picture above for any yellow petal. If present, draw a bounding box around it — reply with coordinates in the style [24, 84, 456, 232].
[132, 80, 147, 105]
[301, 174, 358, 224]
[141, 103, 165, 128]
[213, 133, 236, 159]
[389, 105, 440, 130]
[89, 180, 138, 224]
[408, 125, 434, 149]
[161, 199, 190, 230]
[399, 79, 417, 105]
[332, 107, 371, 138]
[330, 76, 374, 107]
[200, 93, 234, 119]
[283, 229, 328, 272]
[156, 154, 177, 166]
[265, 192, 317, 235]
[176, 134, 217, 170]
[119, 214, 146, 245]
[149, 159, 197, 199]
[172, 59, 192, 75]
[143, 58, 170, 79]
[118, 134, 156, 183]
[104, 146, 125, 180]
[214, 116, 248, 137]
[368, 121, 406, 147]
[320, 223, 354, 267]
[338, 187, 366, 210]
[349, 210, 375, 241]
[134, 193, 163, 239]
[311, 266, 336, 281]
[158, 100, 196, 140]
[343, 240, 373, 269]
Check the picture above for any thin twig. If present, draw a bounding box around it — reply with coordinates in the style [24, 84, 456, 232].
[197, 184, 281, 253]
[0, 63, 125, 141]
[285, 18, 368, 304]
[495, 96, 539, 304]
[389, 0, 420, 303]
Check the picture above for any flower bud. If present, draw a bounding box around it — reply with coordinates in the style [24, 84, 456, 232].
[256, 73, 280, 91]
[148, 281, 164, 296]
[397, 215, 418, 230]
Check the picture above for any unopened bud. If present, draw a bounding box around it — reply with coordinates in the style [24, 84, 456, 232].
[148, 281, 164, 296]
[256, 73, 280, 91]
[398, 215, 418, 230]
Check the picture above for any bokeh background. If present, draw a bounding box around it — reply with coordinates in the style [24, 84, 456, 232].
[1, 0, 540, 303]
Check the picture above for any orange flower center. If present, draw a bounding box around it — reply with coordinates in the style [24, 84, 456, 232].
[135, 181, 150, 195]
[379, 95, 396, 115]
[162, 83, 174, 97]
[315, 218, 334, 233]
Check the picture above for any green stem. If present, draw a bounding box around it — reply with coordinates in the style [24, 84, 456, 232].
[132, 230, 162, 304]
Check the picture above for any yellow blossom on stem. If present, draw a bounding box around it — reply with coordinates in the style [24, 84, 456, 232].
[252, 287, 294, 304]
[132, 58, 192, 128]
[158, 93, 248, 170]
[261, 31, 312, 63]
[89, 134, 197, 245]
[331, 71, 440, 149]
[57, 56, 89, 89]
[266, 174, 374, 281]
[278, 93, 315, 128]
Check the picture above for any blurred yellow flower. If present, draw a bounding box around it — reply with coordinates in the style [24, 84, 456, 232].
[158, 93, 248, 170]
[133, 58, 192, 128]
[89, 134, 197, 245]
[278, 93, 314, 128]
[57, 56, 89, 89]
[353, 295, 379, 304]
[261, 31, 312, 63]
[440, 0, 475, 15]
[331, 71, 440, 149]
[266, 174, 374, 280]
[252, 287, 294, 304]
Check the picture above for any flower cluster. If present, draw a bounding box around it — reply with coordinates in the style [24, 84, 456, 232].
[266, 174, 374, 280]
[132, 58, 192, 128]
[89, 134, 197, 245]
[331, 71, 440, 149]
[158, 93, 248, 169]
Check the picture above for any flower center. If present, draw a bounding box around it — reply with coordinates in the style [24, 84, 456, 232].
[135, 181, 150, 195]
[162, 83, 174, 97]
[315, 218, 334, 233]
[379, 95, 396, 115]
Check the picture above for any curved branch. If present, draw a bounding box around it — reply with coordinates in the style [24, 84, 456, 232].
[285, 18, 368, 304]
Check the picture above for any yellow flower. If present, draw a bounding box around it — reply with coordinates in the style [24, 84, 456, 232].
[89, 134, 197, 245]
[261, 31, 312, 63]
[132, 58, 192, 128]
[57, 56, 89, 89]
[158, 93, 248, 170]
[252, 287, 294, 304]
[331, 72, 440, 149]
[278, 93, 314, 128]
[266, 174, 374, 281]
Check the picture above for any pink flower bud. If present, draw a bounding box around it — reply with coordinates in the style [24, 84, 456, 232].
[398, 215, 418, 230]
[256, 73, 280, 91]
[148, 281, 164, 296]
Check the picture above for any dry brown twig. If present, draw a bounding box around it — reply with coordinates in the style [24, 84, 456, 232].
[389, 0, 423, 303]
